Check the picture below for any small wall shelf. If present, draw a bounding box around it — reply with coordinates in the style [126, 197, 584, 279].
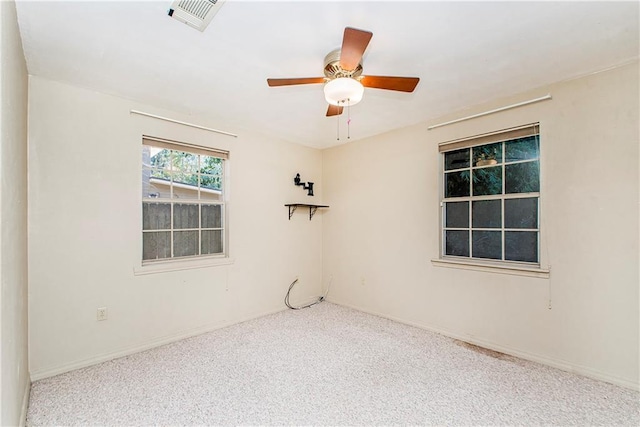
[285, 203, 329, 220]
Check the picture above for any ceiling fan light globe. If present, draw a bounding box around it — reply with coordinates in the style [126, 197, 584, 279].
[324, 77, 364, 106]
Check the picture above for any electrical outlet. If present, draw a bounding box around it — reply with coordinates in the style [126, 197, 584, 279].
[97, 307, 108, 321]
[361, 276, 366, 286]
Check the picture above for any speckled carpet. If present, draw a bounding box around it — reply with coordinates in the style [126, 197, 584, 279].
[27, 302, 639, 426]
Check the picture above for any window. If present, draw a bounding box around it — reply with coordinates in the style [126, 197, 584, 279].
[440, 124, 540, 264]
[141, 136, 228, 263]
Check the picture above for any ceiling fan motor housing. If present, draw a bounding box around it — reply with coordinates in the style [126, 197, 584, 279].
[323, 49, 363, 80]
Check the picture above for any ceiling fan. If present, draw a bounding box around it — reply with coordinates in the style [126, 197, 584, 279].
[267, 27, 420, 117]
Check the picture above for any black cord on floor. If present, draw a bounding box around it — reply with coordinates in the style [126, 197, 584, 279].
[284, 278, 327, 310]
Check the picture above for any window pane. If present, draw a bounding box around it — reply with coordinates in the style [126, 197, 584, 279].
[142, 167, 151, 198]
[200, 156, 223, 175]
[505, 198, 538, 229]
[473, 142, 502, 166]
[142, 168, 153, 198]
[148, 148, 172, 170]
[505, 161, 539, 194]
[173, 172, 198, 189]
[445, 149, 470, 171]
[445, 170, 470, 198]
[505, 136, 539, 162]
[505, 231, 538, 263]
[201, 189, 223, 201]
[173, 204, 199, 229]
[174, 231, 198, 257]
[142, 203, 171, 230]
[172, 151, 199, 173]
[142, 146, 153, 168]
[472, 230, 501, 260]
[201, 174, 222, 192]
[150, 168, 171, 181]
[445, 202, 469, 228]
[445, 230, 469, 257]
[146, 183, 171, 199]
[202, 230, 223, 255]
[143, 231, 171, 260]
[143, 168, 171, 199]
[202, 204, 222, 228]
[472, 166, 502, 196]
[172, 173, 200, 200]
[151, 169, 172, 192]
[472, 200, 501, 228]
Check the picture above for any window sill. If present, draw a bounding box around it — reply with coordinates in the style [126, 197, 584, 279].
[431, 258, 550, 279]
[134, 256, 235, 275]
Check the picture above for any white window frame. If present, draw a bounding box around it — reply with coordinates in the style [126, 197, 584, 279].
[138, 135, 232, 272]
[433, 123, 550, 278]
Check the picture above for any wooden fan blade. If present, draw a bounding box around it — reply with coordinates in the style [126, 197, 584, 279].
[326, 105, 344, 117]
[360, 75, 420, 92]
[267, 77, 325, 87]
[339, 27, 373, 71]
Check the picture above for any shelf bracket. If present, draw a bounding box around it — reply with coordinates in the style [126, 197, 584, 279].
[288, 205, 298, 220]
[285, 203, 329, 221]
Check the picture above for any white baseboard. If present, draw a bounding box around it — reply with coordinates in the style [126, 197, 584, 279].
[20, 379, 30, 427]
[327, 298, 639, 391]
[30, 306, 288, 381]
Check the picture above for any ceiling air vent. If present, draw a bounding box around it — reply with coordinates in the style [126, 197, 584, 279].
[168, 0, 226, 32]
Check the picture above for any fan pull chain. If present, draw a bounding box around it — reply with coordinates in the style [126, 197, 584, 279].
[336, 103, 340, 140]
[347, 100, 351, 139]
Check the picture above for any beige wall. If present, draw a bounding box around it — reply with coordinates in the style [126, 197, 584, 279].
[28, 76, 324, 379]
[322, 62, 639, 389]
[0, 0, 30, 424]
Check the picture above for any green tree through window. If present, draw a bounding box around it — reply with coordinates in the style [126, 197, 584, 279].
[149, 149, 223, 190]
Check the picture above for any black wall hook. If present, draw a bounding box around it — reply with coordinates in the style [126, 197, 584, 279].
[294, 173, 314, 196]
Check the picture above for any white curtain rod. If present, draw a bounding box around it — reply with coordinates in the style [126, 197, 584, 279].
[427, 94, 552, 130]
[130, 110, 238, 138]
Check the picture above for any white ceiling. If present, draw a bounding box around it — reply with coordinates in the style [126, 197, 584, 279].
[15, 1, 639, 149]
